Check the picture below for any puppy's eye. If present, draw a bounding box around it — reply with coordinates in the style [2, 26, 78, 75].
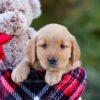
[60, 44, 67, 49]
[41, 43, 47, 49]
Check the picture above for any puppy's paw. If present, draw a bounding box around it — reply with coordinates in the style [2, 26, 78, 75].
[11, 65, 30, 83]
[45, 71, 62, 85]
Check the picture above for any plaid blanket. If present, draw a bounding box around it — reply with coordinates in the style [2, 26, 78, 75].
[0, 67, 87, 100]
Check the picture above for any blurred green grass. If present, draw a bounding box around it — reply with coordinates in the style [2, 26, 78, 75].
[32, 0, 100, 99]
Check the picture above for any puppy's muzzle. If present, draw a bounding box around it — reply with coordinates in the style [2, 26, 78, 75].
[48, 56, 58, 67]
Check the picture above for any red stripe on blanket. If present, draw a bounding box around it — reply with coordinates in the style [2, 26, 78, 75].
[71, 81, 86, 100]
[0, 76, 14, 93]
[55, 74, 71, 90]
[63, 79, 79, 96]
[54, 67, 87, 98]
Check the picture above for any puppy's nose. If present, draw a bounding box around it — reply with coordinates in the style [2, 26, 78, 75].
[48, 56, 58, 67]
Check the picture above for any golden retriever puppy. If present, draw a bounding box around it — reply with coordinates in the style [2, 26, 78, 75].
[11, 24, 80, 86]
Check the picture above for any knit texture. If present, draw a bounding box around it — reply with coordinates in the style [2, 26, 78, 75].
[0, 0, 41, 69]
[0, 30, 35, 69]
[0, 67, 87, 100]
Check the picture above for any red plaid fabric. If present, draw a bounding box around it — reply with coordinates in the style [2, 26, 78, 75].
[0, 33, 12, 60]
[0, 67, 87, 100]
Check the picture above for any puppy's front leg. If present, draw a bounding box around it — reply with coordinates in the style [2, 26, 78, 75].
[11, 36, 36, 83]
[11, 58, 30, 83]
[45, 70, 63, 86]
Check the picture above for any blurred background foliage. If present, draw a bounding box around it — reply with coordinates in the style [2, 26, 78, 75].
[32, 0, 100, 99]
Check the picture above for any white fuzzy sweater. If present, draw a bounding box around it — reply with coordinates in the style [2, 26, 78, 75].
[0, 0, 41, 69]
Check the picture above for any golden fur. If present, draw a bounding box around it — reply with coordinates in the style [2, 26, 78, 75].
[11, 24, 80, 85]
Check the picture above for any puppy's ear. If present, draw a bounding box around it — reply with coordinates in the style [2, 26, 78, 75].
[69, 36, 80, 66]
[24, 34, 37, 65]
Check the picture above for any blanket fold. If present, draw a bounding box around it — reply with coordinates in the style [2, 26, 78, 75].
[0, 67, 87, 100]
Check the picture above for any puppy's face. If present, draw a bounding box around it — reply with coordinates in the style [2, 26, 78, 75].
[35, 24, 80, 71]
